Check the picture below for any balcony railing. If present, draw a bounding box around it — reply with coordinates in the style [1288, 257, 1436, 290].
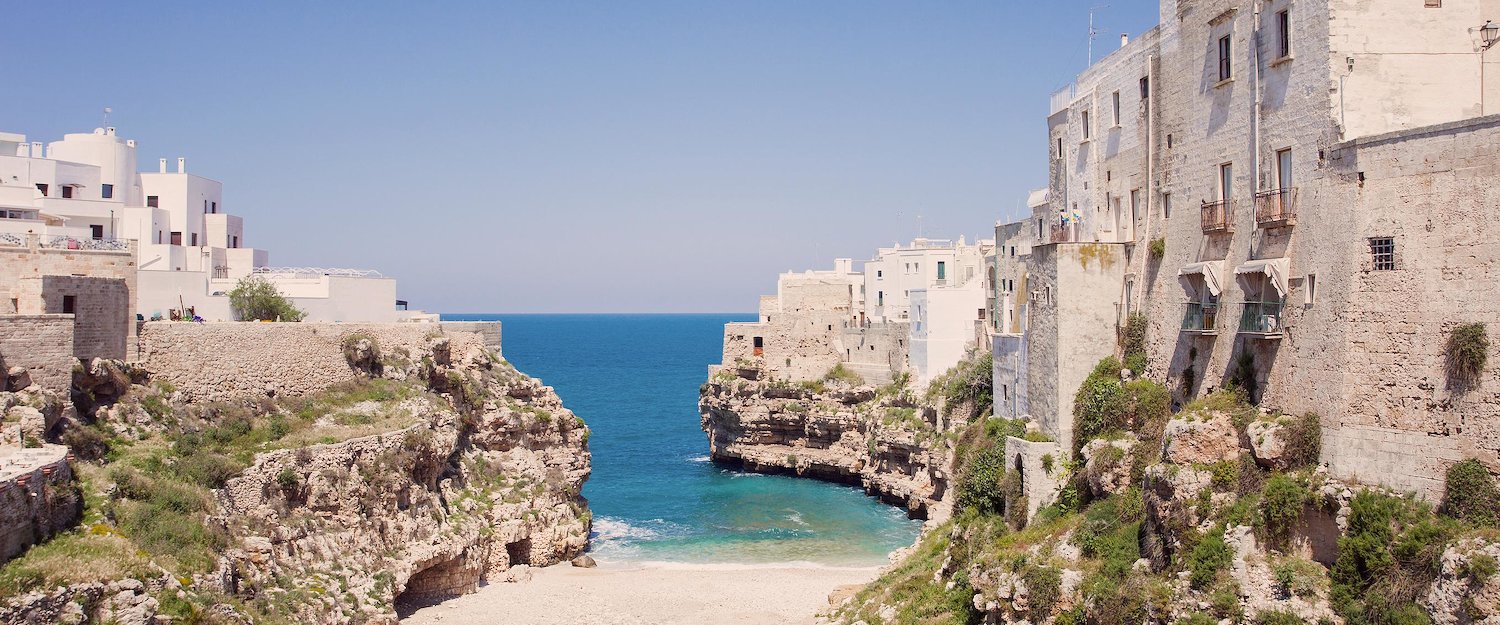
[0, 233, 22, 248]
[1181, 301, 1220, 334]
[1050, 223, 1077, 243]
[212, 265, 230, 279]
[1201, 199, 1235, 233]
[1254, 188, 1298, 227]
[1238, 301, 1285, 337]
[41, 236, 130, 251]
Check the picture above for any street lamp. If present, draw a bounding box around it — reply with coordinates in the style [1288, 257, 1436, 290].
[1483, 20, 1500, 49]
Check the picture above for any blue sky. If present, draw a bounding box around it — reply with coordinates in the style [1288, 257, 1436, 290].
[4, 1, 1158, 313]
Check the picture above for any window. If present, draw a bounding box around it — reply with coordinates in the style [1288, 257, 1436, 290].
[752, 336, 764, 356]
[147, 195, 159, 208]
[1370, 237, 1396, 270]
[1277, 148, 1293, 190]
[1304, 273, 1317, 305]
[1219, 162, 1234, 200]
[62, 295, 76, 315]
[937, 261, 946, 280]
[101, 183, 114, 199]
[232, 235, 239, 248]
[1167, 133, 1173, 148]
[211, 201, 217, 213]
[1112, 91, 1121, 126]
[1010, 246, 1016, 257]
[1425, 0, 1442, 6]
[191, 233, 198, 246]
[1276, 10, 1291, 58]
[1130, 189, 1141, 223]
[1057, 137, 1064, 160]
[203, 200, 209, 213]
[876, 270, 883, 278]
[1140, 76, 1150, 100]
[156, 231, 163, 244]
[90, 225, 104, 240]
[35, 183, 48, 196]
[877, 291, 884, 306]
[1163, 192, 1173, 218]
[1218, 35, 1233, 81]
[1082, 110, 1091, 139]
[170, 231, 182, 245]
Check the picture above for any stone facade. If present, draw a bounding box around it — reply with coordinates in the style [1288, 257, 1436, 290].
[0, 235, 137, 352]
[0, 316, 75, 393]
[138, 322, 488, 402]
[15, 275, 130, 360]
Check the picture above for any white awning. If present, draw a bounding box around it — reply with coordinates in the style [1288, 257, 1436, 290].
[1178, 261, 1225, 297]
[1235, 257, 1291, 299]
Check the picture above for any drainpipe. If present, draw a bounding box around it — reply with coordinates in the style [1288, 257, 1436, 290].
[1252, 4, 1264, 199]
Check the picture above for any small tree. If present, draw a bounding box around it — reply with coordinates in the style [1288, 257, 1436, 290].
[1446, 322, 1489, 391]
[227, 275, 305, 322]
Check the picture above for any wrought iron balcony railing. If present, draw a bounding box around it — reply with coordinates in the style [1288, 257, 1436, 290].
[1238, 301, 1285, 337]
[1181, 301, 1220, 334]
[1254, 188, 1298, 227]
[1201, 199, 1235, 233]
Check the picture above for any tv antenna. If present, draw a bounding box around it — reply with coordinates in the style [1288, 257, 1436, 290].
[1088, 5, 1110, 65]
[102, 107, 112, 127]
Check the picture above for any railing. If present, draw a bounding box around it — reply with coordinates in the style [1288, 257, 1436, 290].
[1254, 188, 1298, 227]
[1181, 301, 1220, 333]
[1201, 199, 1235, 233]
[212, 265, 230, 279]
[252, 266, 384, 278]
[0, 233, 22, 248]
[41, 235, 130, 251]
[1238, 301, 1285, 336]
[1050, 223, 1076, 243]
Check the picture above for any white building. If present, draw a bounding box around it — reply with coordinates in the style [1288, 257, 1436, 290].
[0, 128, 422, 322]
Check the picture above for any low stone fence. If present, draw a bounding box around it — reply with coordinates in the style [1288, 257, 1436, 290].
[138, 322, 489, 402]
[0, 315, 76, 393]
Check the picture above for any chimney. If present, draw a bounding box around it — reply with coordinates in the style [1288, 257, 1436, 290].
[30, 142, 41, 158]
[159, 158, 167, 173]
[1121, 33, 1129, 48]
[177, 157, 186, 174]
[106, 127, 116, 136]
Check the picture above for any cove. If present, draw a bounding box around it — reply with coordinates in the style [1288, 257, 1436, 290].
[443, 313, 922, 566]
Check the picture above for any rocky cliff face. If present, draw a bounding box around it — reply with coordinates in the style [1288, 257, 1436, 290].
[0, 328, 591, 625]
[699, 367, 953, 520]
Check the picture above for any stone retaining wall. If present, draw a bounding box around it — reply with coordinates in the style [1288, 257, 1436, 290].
[0, 316, 76, 393]
[0, 445, 79, 562]
[138, 322, 488, 402]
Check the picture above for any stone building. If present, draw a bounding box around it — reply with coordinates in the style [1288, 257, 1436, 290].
[996, 0, 1500, 502]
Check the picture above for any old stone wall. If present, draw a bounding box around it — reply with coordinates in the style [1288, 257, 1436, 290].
[138, 322, 487, 401]
[839, 322, 909, 385]
[1004, 436, 1063, 520]
[720, 280, 859, 381]
[0, 445, 79, 562]
[0, 316, 75, 393]
[16, 276, 130, 360]
[0, 239, 137, 352]
[437, 321, 503, 356]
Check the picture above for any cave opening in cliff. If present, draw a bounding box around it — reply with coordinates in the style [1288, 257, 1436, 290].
[506, 538, 532, 566]
[395, 556, 477, 618]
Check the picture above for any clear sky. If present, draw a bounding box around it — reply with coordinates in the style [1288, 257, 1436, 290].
[4, 1, 1159, 313]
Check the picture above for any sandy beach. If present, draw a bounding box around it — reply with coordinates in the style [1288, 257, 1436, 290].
[401, 561, 876, 625]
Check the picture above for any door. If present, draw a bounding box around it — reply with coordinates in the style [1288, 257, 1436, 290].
[1220, 163, 1234, 200]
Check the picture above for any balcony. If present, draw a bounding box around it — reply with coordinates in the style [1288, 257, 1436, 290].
[1201, 199, 1235, 233]
[1238, 301, 1285, 338]
[1050, 223, 1077, 243]
[41, 235, 130, 252]
[1254, 188, 1298, 227]
[1181, 301, 1220, 335]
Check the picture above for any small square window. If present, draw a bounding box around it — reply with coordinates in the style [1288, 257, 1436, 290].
[101, 183, 114, 199]
[1370, 237, 1396, 270]
[62, 295, 76, 315]
[147, 195, 159, 208]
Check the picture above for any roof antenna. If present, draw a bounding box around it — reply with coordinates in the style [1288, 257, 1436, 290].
[102, 107, 112, 128]
[1088, 5, 1110, 65]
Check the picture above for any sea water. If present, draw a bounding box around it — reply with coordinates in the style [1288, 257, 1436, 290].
[442, 313, 922, 566]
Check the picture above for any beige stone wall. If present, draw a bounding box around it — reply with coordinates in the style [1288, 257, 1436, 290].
[0, 316, 76, 393]
[0, 445, 79, 562]
[437, 321, 503, 356]
[139, 322, 488, 402]
[721, 280, 859, 381]
[17, 276, 131, 360]
[1004, 436, 1063, 520]
[0, 238, 137, 351]
[839, 322, 909, 385]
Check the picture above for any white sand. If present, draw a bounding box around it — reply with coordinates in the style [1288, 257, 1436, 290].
[401, 561, 876, 625]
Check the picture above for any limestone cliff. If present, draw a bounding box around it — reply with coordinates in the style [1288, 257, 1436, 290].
[699, 365, 957, 520]
[0, 325, 591, 625]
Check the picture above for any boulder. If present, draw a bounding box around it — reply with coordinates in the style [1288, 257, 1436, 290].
[1083, 436, 1138, 497]
[1163, 413, 1241, 465]
[6, 406, 45, 447]
[73, 359, 139, 405]
[570, 555, 597, 568]
[1423, 538, 1500, 625]
[343, 337, 380, 374]
[5, 367, 31, 392]
[1247, 420, 1290, 470]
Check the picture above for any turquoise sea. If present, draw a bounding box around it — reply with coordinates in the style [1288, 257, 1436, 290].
[441, 313, 922, 566]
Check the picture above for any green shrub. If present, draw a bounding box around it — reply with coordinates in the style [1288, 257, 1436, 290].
[927, 350, 994, 419]
[1189, 530, 1234, 590]
[1281, 412, 1323, 468]
[1148, 237, 1165, 260]
[822, 363, 864, 386]
[1332, 491, 1452, 625]
[1231, 350, 1259, 403]
[1462, 553, 1497, 584]
[1441, 458, 1499, 527]
[1274, 558, 1326, 599]
[1021, 564, 1062, 617]
[1256, 609, 1304, 625]
[1074, 357, 1125, 450]
[227, 275, 305, 322]
[1121, 313, 1148, 374]
[1445, 322, 1488, 390]
[956, 445, 1008, 515]
[1262, 474, 1309, 547]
